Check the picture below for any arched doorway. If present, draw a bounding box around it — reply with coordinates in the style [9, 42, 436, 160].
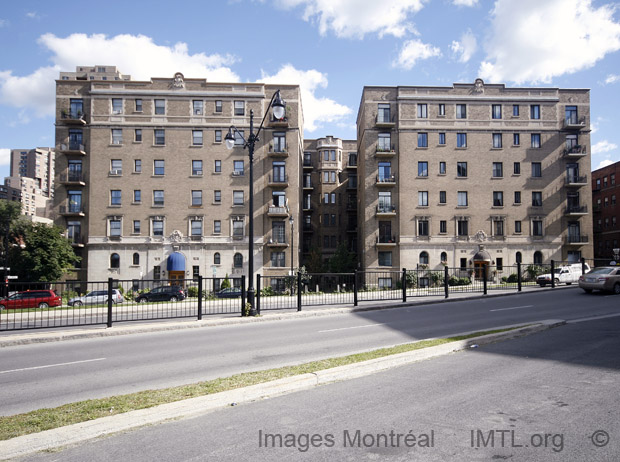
[473, 245, 491, 279]
[167, 252, 186, 285]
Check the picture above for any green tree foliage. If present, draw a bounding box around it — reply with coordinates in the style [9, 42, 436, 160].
[328, 243, 356, 273]
[305, 248, 325, 274]
[221, 273, 231, 289]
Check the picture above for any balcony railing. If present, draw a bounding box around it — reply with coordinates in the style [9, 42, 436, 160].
[565, 175, 587, 186]
[376, 205, 396, 214]
[268, 206, 289, 216]
[61, 110, 86, 125]
[303, 224, 313, 232]
[376, 235, 397, 244]
[60, 204, 85, 215]
[563, 145, 587, 157]
[269, 116, 289, 127]
[376, 174, 396, 185]
[563, 117, 587, 130]
[303, 159, 313, 168]
[60, 143, 86, 154]
[375, 113, 396, 127]
[303, 181, 313, 189]
[60, 172, 85, 184]
[375, 145, 396, 156]
[268, 174, 289, 186]
[565, 235, 589, 244]
[565, 205, 588, 215]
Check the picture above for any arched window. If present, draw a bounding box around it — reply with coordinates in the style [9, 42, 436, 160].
[440, 252, 448, 263]
[516, 252, 522, 264]
[533, 251, 543, 265]
[419, 251, 429, 265]
[214, 252, 221, 265]
[234, 253, 243, 268]
[133, 253, 139, 265]
[110, 253, 120, 268]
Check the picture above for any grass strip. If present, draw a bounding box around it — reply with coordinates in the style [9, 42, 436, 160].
[0, 326, 522, 440]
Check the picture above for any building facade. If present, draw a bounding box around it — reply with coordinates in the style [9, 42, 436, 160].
[357, 80, 593, 276]
[53, 66, 302, 284]
[9, 147, 55, 198]
[592, 161, 620, 261]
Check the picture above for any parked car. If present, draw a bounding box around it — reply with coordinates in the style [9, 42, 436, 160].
[68, 289, 124, 307]
[135, 286, 186, 303]
[578, 267, 620, 294]
[0, 290, 62, 310]
[216, 287, 243, 298]
[536, 263, 590, 287]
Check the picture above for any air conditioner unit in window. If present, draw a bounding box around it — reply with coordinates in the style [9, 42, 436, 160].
[232, 171, 243, 176]
[109, 169, 122, 175]
[195, 110, 203, 115]
[194, 170, 203, 176]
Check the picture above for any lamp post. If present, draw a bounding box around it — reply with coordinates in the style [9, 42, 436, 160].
[225, 90, 286, 316]
[289, 215, 294, 294]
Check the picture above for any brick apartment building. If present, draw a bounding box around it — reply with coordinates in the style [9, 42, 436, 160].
[592, 160, 620, 261]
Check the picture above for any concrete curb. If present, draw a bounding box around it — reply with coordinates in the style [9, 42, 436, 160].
[0, 319, 565, 460]
[0, 286, 568, 347]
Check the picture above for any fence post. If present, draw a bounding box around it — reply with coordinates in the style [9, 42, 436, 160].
[241, 275, 246, 316]
[256, 275, 261, 315]
[517, 262, 522, 292]
[581, 257, 586, 276]
[483, 264, 488, 295]
[197, 275, 203, 320]
[551, 260, 555, 288]
[107, 277, 113, 328]
[297, 272, 302, 311]
[353, 270, 358, 307]
[444, 266, 449, 298]
[402, 268, 407, 302]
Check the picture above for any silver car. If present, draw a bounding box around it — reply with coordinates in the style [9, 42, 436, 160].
[68, 289, 124, 306]
[578, 267, 620, 294]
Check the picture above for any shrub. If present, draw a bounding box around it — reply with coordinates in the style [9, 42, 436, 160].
[448, 276, 471, 286]
[221, 274, 231, 289]
[506, 273, 519, 283]
[260, 286, 277, 297]
[187, 286, 199, 298]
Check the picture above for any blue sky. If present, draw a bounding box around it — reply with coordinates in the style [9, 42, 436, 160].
[1, 0, 620, 178]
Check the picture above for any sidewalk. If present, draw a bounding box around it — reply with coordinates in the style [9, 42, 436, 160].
[0, 284, 565, 347]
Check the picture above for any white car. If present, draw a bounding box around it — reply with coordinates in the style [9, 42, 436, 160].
[68, 289, 124, 306]
[536, 263, 589, 287]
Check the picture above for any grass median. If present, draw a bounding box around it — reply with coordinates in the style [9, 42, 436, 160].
[0, 326, 523, 440]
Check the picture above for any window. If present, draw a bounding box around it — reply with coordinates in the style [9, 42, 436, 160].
[378, 278, 392, 289]
[513, 133, 520, 146]
[378, 103, 391, 123]
[532, 221, 543, 237]
[112, 129, 123, 145]
[234, 160, 244, 176]
[133, 220, 141, 234]
[154, 266, 161, 280]
[492, 162, 503, 178]
[438, 133, 446, 145]
[418, 191, 429, 207]
[419, 251, 429, 264]
[515, 221, 522, 233]
[493, 191, 504, 207]
[456, 104, 467, 119]
[234, 253, 243, 268]
[153, 220, 164, 236]
[612, 174, 616, 185]
[438, 104, 445, 116]
[154, 160, 165, 175]
[153, 190, 164, 206]
[458, 191, 468, 207]
[378, 162, 392, 182]
[457, 162, 467, 177]
[133, 253, 140, 265]
[512, 105, 519, 116]
[439, 191, 446, 204]
[192, 100, 203, 115]
[234, 101, 245, 116]
[331, 192, 336, 204]
[492, 133, 502, 148]
[233, 191, 244, 205]
[378, 191, 392, 212]
[109, 220, 121, 236]
[192, 130, 203, 146]
[460, 258, 467, 270]
[110, 253, 120, 268]
[271, 252, 286, 267]
[531, 134, 541, 148]
[418, 161, 428, 177]
[214, 160, 222, 173]
[192, 160, 203, 176]
[378, 133, 391, 151]
[133, 190, 141, 203]
[110, 190, 121, 206]
[531, 162, 542, 177]
[135, 99, 143, 112]
[514, 191, 521, 204]
[440, 221, 447, 234]
[214, 252, 221, 264]
[457, 219, 468, 236]
[417, 104, 428, 118]
[273, 132, 286, 152]
[112, 98, 123, 114]
[215, 100, 222, 113]
[214, 220, 221, 234]
[111, 159, 122, 175]
[154, 99, 165, 115]
[234, 130, 244, 145]
[565, 105, 578, 124]
[134, 159, 142, 173]
[417, 133, 428, 148]
[418, 221, 429, 236]
[215, 130, 222, 143]
[530, 105, 540, 119]
[191, 220, 202, 236]
[135, 129, 142, 142]
[532, 192, 542, 207]
[492, 104, 502, 119]
[154, 129, 165, 145]
[191, 190, 202, 206]
[457, 133, 467, 148]
[378, 251, 392, 266]
[513, 162, 521, 175]
[68, 190, 82, 214]
[439, 161, 446, 175]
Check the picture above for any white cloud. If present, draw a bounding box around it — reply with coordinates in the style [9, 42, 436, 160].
[0, 148, 9, 167]
[274, 0, 426, 38]
[453, 0, 478, 6]
[394, 39, 441, 69]
[595, 158, 614, 169]
[480, 0, 620, 84]
[605, 74, 620, 84]
[0, 33, 240, 117]
[0, 19, 8, 27]
[451, 29, 477, 63]
[592, 140, 618, 154]
[26, 12, 40, 19]
[260, 64, 352, 133]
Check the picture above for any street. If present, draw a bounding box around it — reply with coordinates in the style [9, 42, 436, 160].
[0, 288, 618, 416]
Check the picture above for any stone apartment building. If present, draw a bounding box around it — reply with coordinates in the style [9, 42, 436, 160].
[53, 66, 302, 284]
[356, 79, 593, 278]
[592, 160, 620, 261]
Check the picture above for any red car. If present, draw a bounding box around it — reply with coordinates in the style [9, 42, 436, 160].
[0, 290, 62, 310]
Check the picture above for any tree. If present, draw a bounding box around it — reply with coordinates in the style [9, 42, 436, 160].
[305, 248, 324, 274]
[221, 273, 231, 289]
[0, 200, 22, 295]
[328, 243, 357, 273]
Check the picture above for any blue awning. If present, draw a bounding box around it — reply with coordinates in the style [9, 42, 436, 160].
[167, 252, 186, 271]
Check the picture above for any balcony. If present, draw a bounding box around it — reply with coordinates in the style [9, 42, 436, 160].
[303, 224, 313, 233]
[60, 204, 85, 216]
[59, 143, 86, 155]
[376, 235, 397, 247]
[267, 238, 288, 248]
[68, 235, 85, 247]
[565, 175, 587, 187]
[563, 117, 587, 130]
[347, 160, 357, 169]
[268, 115, 289, 128]
[60, 110, 87, 125]
[268, 206, 289, 217]
[347, 226, 357, 233]
[346, 201, 357, 212]
[375, 146, 396, 157]
[59, 172, 86, 186]
[268, 144, 289, 158]
[303, 181, 313, 190]
[268, 174, 289, 188]
[347, 181, 358, 190]
[303, 160, 313, 169]
[376, 205, 397, 216]
[565, 235, 589, 245]
[564, 205, 588, 216]
[376, 174, 396, 186]
[375, 114, 396, 128]
[563, 145, 587, 158]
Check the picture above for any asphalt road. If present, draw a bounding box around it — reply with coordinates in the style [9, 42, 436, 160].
[20, 314, 620, 461]
[1, 288, 618, 416]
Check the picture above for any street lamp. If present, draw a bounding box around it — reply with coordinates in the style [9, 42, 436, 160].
[225, 90, 286, 316]
[289, 215, 294, 294]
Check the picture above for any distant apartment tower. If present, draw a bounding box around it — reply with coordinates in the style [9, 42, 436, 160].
[9, 147, 55, 198]
[53, 66, 302, 283]
[357, 79, 593, 274]
[592, 161, 620, 261]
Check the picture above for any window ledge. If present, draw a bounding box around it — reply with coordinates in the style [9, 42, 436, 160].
[152, 205, 165, 208]
[490, 148, 503, 151]
[131, 202, 141, 205]
[456, 206, 468, 209]
[416, 147, 428, 150]
[190, 145, 203, 148]
[108, 144, 123, 148]
[152, 144, 166, 147]
[132, 172, 142, 174]
[456, 147, 468, 150]
[109, 205, 121, 208]
[491, 177, 503, 180]
[416, 176, 429, 179]
[492, 206, 504, 209]
[212, 202, 222, 205]
[190, 175, 204, 178]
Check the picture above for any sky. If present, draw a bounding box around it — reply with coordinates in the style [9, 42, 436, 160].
[1, 0, 620, 178]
